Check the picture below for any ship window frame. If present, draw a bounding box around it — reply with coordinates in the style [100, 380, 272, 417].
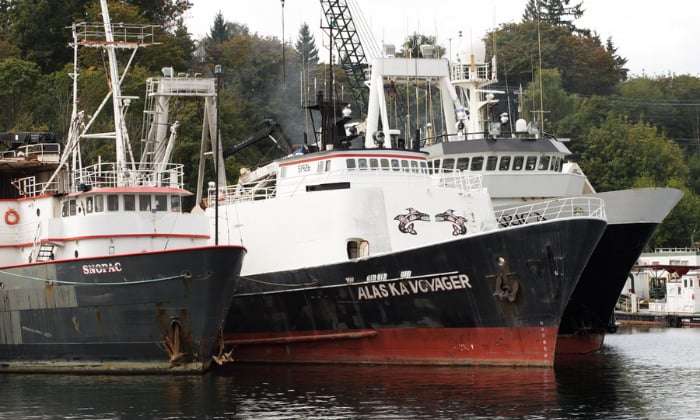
[94, 195, 104, 212]
[347, 238, 370, 259]
[170, 195, 181, 212]
[410, 160, 418, 172]
[107, 194, 119, 211]
[358, 158, 368, 170]
[525, 156, 537, 171]
[380, 158, 390, 170]
[85, 196, 94, 214]
[154, 194, 167, 211]
[138, 194, 151, 211]
[538, 155, 551, 171]
[369, 158, 379, 170]
[391, 159, 400, 171]
[456, 157, 469, 171]
[401, 159, 410, 172]
[69, 199, 77, 216]
[513, 156, 524, 170]
[499, 156, 511, 171]
[442, 158, 456, 172]
[470, 156, 484, 171]
[123, 194, 136, 211]
[485, 156, 498, 171]
[346, 158, 356, 170]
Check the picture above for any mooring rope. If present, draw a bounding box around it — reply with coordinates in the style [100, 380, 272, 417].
[0, 269, 191, 286]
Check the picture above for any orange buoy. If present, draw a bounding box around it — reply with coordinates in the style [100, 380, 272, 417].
[4, 208, 19, 225]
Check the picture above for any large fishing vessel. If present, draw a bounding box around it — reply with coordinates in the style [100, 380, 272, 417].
[196, 86, 607, 366]
[0, 1, 245, 373]
[363, 44, 682, 354]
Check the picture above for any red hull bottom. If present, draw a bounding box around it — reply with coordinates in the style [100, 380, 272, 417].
[225, 326, 558, 367]
[555, 333, 605, 355]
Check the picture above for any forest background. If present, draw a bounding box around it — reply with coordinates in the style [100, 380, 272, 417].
[0, 0, 698, 249]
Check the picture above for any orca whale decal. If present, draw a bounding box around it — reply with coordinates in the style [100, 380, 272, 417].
[435, 209, 468, 235]
[394, 208, 430, 235]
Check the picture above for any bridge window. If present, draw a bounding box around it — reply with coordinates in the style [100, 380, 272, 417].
[525, 156, 537, 171]
[513, 156, 524, 170]
[94, 195, 104, 212]
[381, 158, 390, 169]
[410, 160, 418, 172]
[552, 157, 561, 172]
[486, 156, 498, 171]
[107, 194, 119, 211]
[139, 195, 151, 211]
[154, 195, 167, 211]
[391, 159, 400, 171]
[346, 158, 356, 170]
[369, 158, 379, 169]
[401, 160, 410, 171]
[170, 195, 181, 212]
[456, 157, 469, 171]
[358, 158, 368, 170]
[470, 156, 484, 171]
[86, 196, 94, 214]
[499, 156, 511, 170]
[538, 156, 550, 170]
[442, 158, 455, 172]
[123, 194, 136, 211]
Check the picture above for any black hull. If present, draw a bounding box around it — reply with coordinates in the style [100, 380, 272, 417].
[224, 218, 606, 366]
[557, 222, 658, 353]
[0, 246, 245, 373]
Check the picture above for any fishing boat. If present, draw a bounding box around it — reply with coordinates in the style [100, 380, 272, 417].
[196, 83, 607, 366]
[0, 1, 245, 373]
[363, 44, 682, 354]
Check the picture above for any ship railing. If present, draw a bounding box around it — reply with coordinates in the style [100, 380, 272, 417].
[11, 175, 61, 197]
[75, 162, 185, 189]
[431, 170, 483, 191]
[0, 143, 61, 162]
[494, 197, 606, 228]
[73, 22, 160, 48]
[207, 166, 485, 206]
[450, 62, 495, 83]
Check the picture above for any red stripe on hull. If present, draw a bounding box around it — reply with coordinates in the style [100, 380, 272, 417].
[226, 326, 558, 367]
[555, 333, 605, 355]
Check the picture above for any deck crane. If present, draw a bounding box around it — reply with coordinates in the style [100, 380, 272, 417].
[319, 0, 379, 117]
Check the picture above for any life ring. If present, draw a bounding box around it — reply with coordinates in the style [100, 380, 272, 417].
[4, 208, 19, 225]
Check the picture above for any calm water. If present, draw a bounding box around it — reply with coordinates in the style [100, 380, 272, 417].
[1, 327, 699, 419]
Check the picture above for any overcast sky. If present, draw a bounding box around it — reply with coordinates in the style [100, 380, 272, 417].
[185, 0, 698, 77]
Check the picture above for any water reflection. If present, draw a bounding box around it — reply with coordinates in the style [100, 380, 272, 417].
[1, 327, 699, 419]
[217, 364, 559, 419]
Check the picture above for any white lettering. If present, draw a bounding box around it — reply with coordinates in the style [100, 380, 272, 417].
[355, 273, 473, 300]
[81, 261, 124, 276]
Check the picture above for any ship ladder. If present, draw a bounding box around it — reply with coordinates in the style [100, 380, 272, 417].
[36, 243, 55, 261]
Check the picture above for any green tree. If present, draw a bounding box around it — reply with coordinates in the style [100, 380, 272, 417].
[578, 114, 688, 192]
[5, 0, 89, 73]
[397, 33, 445, 59]
[199, 11, 249, 63]
[125, 0, 192, 31]
[295, 23, 319, 65]
[0, 58, 42, 130]
[522, 0, 587, 35]
[487, 21, 623, 94]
